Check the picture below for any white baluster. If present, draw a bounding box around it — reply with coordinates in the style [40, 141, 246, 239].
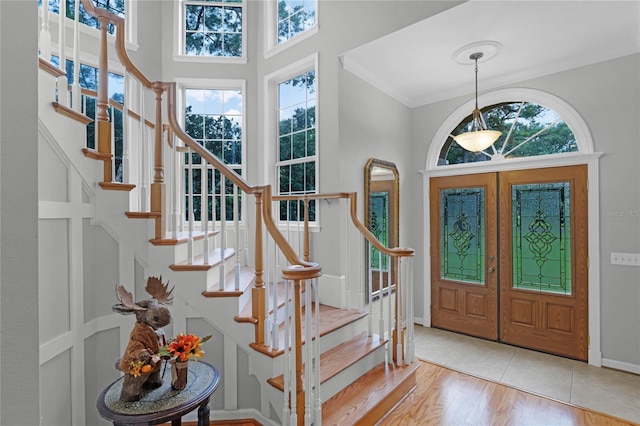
[304, 278, 312, 426]
[219, 175, 226, 291]
[187, 147, 194, 264]
[57, 0, 69, 107]
[170, 133, 178, 240]
[234, 184, 240, 290]
[282, 279, 291, 425]
[271, 240, 279, 350]
[39, 0, 52, 61]
[395, 257, 402, 366]
[312, 278, 322, 425]
[71, 0, 81, 111]
[201, 160, 209, 265]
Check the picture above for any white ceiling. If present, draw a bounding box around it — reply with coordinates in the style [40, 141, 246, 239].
[341, 1, 640, 108]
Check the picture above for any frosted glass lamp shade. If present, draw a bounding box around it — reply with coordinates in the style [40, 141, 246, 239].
[453, 129, 501, 153]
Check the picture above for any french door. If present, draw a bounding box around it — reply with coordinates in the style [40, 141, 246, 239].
[430, 165, 588, 361]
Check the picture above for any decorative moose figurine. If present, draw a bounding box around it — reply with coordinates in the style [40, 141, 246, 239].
[112, 276, 174, 402]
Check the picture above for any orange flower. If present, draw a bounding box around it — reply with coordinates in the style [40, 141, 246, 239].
[159, 333, 211, 362]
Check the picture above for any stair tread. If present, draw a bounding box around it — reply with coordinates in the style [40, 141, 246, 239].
[249, 304, 368, 357]
[322, 361, 419, 426]
[267, 332, 385, 390]
[150, 230, 219, 246]
[170, 247, 235, 271]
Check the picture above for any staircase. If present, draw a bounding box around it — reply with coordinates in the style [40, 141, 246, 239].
[37, 1, 418, 424]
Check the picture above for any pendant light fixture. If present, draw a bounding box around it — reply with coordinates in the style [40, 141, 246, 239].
[453, 52, 501, 152]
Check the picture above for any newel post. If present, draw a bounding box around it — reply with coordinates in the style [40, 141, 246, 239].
[252, 191, 265, 344]
[282, 265, 322, 426]
[151, 83, 166, 239]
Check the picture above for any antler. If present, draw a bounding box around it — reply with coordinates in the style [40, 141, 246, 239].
[114, 285, 146, 311]
[145, 276, 174, 305]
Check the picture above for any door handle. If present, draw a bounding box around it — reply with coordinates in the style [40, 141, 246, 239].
[488, 266, 495, 273]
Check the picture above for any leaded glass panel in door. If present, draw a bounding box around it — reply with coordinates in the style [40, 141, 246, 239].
[440, 188, 485, 284]
[512, 182, 572, 294]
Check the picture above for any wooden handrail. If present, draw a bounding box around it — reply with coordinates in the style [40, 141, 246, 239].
[273, 192, 415, 258]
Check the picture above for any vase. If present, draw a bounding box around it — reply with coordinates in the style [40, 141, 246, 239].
[171, 360, 188, 390]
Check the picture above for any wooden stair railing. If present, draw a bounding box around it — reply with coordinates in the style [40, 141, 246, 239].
[273, 192, 416, 365]
[77, 0, 315, 333]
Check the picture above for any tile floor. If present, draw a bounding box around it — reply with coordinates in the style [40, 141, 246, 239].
[412, 325, 640, 424]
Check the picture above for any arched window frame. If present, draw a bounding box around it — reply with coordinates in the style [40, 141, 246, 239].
[426, 88, 594, 172]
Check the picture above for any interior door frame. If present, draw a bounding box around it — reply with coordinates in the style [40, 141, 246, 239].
[420, 153, 603, 366]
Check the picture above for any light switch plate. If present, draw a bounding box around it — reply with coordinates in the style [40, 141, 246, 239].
[610, 252, 640, 266]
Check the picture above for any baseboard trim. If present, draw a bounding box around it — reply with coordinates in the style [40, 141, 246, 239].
[601, 357, 640, 375]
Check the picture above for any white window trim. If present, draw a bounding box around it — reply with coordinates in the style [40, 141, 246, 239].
[263, 0, 319, 59]
[263, 53, 319, 225]
[173, 0, 248, 64]
[419, 87, 603, 367]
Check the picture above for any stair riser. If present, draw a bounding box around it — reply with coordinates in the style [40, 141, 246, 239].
[172, 233, 218, 262]
[319, 344, 387, 402]
[317, 316, 368, 354]
[204, 255, 240, 292]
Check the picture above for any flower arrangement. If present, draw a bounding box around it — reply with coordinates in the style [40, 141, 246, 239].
[159, 332, 212, 363]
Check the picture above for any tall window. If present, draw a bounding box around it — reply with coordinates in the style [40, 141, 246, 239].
[277, 0, 316, 45]
[277, 70, 317, 221]
[440, 101, 578, 165]
[182, 0, 244, 57]
[183, 87, 244, 222]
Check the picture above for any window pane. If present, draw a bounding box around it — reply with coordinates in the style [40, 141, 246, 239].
[512, 182, 572, 294]
[184, 2, 243, 57]
[440, 188, 485, 284]
[276, 70, 316, 222]
[277, 0, 316, 44]
[440, 101, 578, 166]
[183, 87, 243, 223]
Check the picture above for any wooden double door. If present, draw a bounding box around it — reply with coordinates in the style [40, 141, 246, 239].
[430, 166, 588, 361]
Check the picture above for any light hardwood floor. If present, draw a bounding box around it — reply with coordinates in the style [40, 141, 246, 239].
[379, 361, 637, 425]
[404, 325, 640, 426]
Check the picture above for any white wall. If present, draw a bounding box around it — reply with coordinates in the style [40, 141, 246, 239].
[0, 1, 40, 425]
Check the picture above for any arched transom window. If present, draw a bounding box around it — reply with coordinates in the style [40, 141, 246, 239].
[439, 101, 578, 166]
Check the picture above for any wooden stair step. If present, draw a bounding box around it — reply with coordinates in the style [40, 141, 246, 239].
[202, 265, 255, 297]
[266, 331, 385, 391]
[149, 230, 219, 246]
[249, 304, 367, 357]
[169, 247, 235, 271]
[322, 361, 420, 426]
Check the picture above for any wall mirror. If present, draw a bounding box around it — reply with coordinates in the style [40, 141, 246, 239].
[364, 158, 399, 299]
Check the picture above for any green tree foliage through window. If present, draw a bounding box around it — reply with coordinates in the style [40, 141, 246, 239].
[440, 102, 578, 166]
[278, 0, 316, 44]
[40, 0, 124, 34]
[182, 88, 243, 222]
[184, 0, 243, 57]
[277, 70, 317, 222]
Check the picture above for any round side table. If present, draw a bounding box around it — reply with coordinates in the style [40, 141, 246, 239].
[97, 361, 220, 426]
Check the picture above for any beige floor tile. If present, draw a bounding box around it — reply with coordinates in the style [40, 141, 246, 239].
[412, 326, 640, 425]
[500, 348, 574, 402]
[571, 362, 640, 424]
